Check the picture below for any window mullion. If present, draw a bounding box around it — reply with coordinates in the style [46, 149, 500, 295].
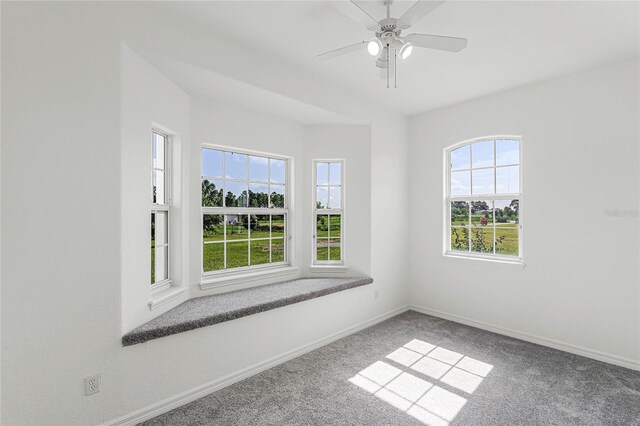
[222, 152, 226, 208]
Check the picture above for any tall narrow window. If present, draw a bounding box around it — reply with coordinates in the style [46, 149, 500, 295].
[151, 130, 170, 287]
[313, 160, 344, 265]
[446, 137, 522, 261]
[201, 147, 289, 275]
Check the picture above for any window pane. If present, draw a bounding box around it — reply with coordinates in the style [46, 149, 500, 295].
[496, 139, 519, 166]
[250, 240, 271, 266]
[494, 199, 519, 226]
[203, 214, 224, 242]
[329, 186, 341, 209]
[450, 170, 470, 196]
[272, 215, 285, 238]
[270, 184, 285, 208]
[270, 159, 285, 183]
[225, 152, 247, 180]
[153, 170, 165, 204]
[249, 155, 269, 182]
[203, 243, 224, 272]
[202, 148, 222, 178]
[329, 162, 342, 185]
[329, 238, 341, 261]
[471, 140, 494, 168]
[329, 215, 341, 237]
[225, 181, 248, 207]
[316, 239, 329, 261]
[316, 214, 329, 238]
[472, 169, 494, 195]
[316, 162, 328, 185]
[450, 227, 469, 252]
[153, 211, 169, 245]
[151, 212, 156, 247]
[153, 133, 165, 169]
[496, 166, 519, 194]
[154, 245, 169, 282]
[450, 145, 470, 171]
[471, 227, 494, 254]
[226, 241, 248, 269]
[450, 201, 469, 226]
[496, 228, 519, 256]
[151, 245, 155, 284]
[249, 183, 269, 208]
[471, 201, 493, 226]
[202, 179, 224, 207]
[226, 215, 248, 240]
[252, 215, 271, 239]
[272, 238, 285, 263]
[316, 186, 328, 209]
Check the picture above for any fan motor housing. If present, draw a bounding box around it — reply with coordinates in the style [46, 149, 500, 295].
[378, 17, 400, 33]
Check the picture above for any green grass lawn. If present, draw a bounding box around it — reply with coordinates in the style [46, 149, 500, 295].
[316, 239, 341, 261]
[203, 238, 286, 272]
[450, 226, 519, 256]
[151, 242, 155, 284]
[451, 213, 518, 227]
[316, 215, 341, 237]
[315, 214, 341, 261]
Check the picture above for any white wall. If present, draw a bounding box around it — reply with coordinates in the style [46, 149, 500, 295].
[121, 44, 191, 333]
[189, 97, 306, 296]
[1, 2, 122, 424]
[1, 3, 411, 425]
[303, 126, 372, 277]
[409, 59, 640, 369]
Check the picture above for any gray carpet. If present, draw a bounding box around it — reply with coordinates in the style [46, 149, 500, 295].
[141, 311, 640, 425]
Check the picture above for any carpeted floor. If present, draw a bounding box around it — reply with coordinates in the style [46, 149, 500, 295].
[142, 311, 640, 425]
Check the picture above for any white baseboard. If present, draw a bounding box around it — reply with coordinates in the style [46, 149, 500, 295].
[410, 305, 640, 372]
[104, 305, 410, 426]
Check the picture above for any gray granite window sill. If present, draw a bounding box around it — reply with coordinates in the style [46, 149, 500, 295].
[123, 277, 373, 346]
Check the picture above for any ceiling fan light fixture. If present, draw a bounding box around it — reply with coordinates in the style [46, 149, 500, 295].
[367, 40, 381, 56]
[400, 42, 413, 59]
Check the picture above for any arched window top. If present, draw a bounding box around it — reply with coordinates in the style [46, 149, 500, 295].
[447, 137, 521, 196]
[445, 136, 522, 262]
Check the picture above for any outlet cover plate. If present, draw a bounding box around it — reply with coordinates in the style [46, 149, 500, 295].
[85, 373, 101, 396]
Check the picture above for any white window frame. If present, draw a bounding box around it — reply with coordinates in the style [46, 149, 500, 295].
[312, 159, 345, 266]
[151, 129, 172, 293]
[201, 144, 291, 278]
[444, 135, 523, 263]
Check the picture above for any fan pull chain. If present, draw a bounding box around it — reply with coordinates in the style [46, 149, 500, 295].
[386, 44, 390, 89]
[394, 48, 397, 88]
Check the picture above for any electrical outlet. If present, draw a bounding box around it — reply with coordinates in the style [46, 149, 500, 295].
[374, 289, 379, 299]
[84, 373, 101, 396]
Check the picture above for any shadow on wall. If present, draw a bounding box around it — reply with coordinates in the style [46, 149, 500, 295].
[349, 339, 493, 426]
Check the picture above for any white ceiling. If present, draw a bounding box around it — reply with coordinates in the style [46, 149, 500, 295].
[157, 1, 639, 116]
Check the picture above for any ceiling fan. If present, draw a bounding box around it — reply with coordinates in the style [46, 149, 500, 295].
[317, 0, 467, 88]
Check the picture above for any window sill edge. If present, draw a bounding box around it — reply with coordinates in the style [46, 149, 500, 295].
[148, 286, 187, 311]
[442, 253, 525, 270]
[309, 265, 348, 274]
[200, 266, 299, 291]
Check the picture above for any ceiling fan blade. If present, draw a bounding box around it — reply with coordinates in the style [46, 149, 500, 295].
[316, 40, 368, 61]
[397, 0, 446, 29]
[406, 33, 468, 52]
[332, 1, 380, 31]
